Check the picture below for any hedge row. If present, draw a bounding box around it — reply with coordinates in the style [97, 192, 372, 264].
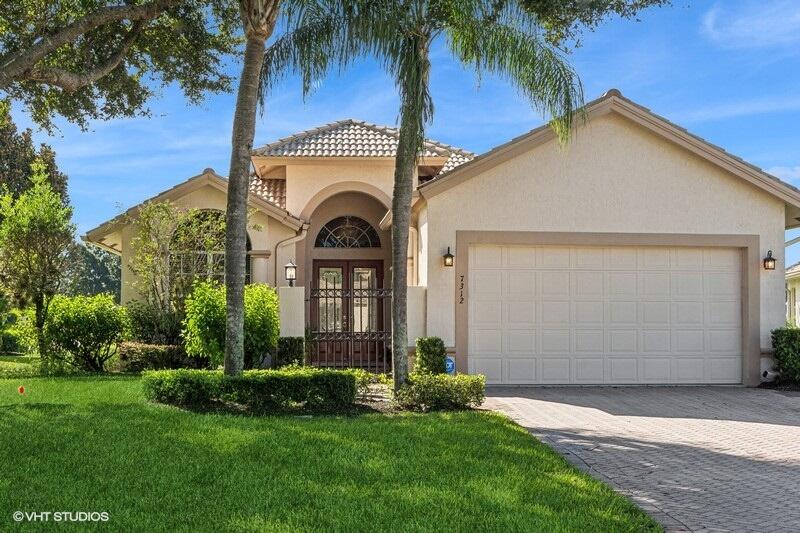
[772, 326, 800, 383]
[118, 342, 208, 373]
[141, 368, 357, 411]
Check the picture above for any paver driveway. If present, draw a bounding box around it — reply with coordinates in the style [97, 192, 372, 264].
[485, 387, 800, 532]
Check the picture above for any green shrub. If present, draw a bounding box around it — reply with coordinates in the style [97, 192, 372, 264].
[43, 294, 129, 372]
[340, 368, 391, 398]
[126, 301, 183, 345]
[772, 326, 800, 383]
[183, 281, 279, 368]
[142, 367, 356, 411]
[142, 369, 222, 407]
[415, 337, 447, 374]
[395, 373, 486, 411]
[276, 337, 305, 367]
[0, 309, 37, 355]
[117, 342, 205, 372]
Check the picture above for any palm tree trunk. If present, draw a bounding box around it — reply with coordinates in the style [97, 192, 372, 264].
[391, 99, 425, 390]
[223, 36, 268, 376]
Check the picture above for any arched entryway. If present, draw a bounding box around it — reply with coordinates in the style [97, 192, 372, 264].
[298, 191, 392, 371]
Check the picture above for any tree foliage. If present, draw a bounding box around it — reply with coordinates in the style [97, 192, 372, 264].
[0, 0, 240, 131]
[0, 100, 68, 200]
[520, 0, 670, 47]
[127, 202, 227, 312]
[0, 161, 76, 357]
[65, 243, 121, 302]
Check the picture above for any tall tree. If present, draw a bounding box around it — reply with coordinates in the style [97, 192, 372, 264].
[0, 0, 239, 131]
[0, 100, 68, 201]
[0, 161, 75, 359]
[65, 243, 122, 302]
[223, 0, 279, 376]
[264, 0, 582, 388]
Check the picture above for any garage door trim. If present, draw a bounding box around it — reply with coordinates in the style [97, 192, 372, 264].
[454, 231, 760, 386]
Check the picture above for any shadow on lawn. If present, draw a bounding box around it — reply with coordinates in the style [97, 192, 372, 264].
[1, 400, 658, 532]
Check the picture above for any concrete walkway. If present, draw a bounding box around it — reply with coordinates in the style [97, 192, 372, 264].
[485, 387, 800, 532]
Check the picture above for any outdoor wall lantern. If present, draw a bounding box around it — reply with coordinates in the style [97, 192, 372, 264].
[763, 250, 776, 271]
[285, 260, 297, 286]
[443, 247, 454, 267]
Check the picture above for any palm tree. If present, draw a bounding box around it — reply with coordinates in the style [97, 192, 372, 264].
[263, 0, 583, 388]
[223, 0, 279, 375]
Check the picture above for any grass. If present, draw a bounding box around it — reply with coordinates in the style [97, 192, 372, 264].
[0, 354, 39, 378]
[0, 376, 660, 532]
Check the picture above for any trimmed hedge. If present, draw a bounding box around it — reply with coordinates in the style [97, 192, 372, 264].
[772, 326, 800, 383]
[118, 342, 206, 372]
[395, 373, 486, 412]
[141, 367, 357, 411]
[415, 337, 447, 374]
[276, 337, 305, 367]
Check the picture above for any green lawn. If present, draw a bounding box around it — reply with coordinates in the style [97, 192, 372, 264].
[0, 376, 659, 532]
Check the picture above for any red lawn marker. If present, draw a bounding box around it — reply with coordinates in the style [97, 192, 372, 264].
[18, 386, 24, 395]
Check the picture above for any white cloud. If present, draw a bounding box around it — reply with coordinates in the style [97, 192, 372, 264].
[768, 165, 800, 184]
[702, 1, 800, 49]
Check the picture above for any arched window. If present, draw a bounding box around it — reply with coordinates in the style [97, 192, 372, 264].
[169, 210, 251, 295]
[315, 216, 380, 248]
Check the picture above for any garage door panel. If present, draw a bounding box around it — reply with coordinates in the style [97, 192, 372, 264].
[672, 301, 705, 325]
[575, 330, 604, 353]
[468, 244, 742, 385]
[541, 301, 570, 325]
[574, 358, 604, 382]
[541, 358, 571, 383]
[574, 300, 604, 324]
[505, 358, 536, 384]
[541, 271, 570, 296]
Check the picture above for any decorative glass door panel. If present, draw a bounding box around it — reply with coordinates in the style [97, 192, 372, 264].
[310, 260, 387, 370]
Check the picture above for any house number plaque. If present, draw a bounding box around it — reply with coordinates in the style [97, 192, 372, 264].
[459, 274, 465, 304]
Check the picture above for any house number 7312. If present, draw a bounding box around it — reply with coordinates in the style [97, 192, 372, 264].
[459, 275, 464, 304]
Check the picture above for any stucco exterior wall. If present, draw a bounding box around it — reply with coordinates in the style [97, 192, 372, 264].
[422, 113, 786, 352]
[284, 160, 395, 217]
[787, 276, 800, 326]
[119, 183, 296, 303]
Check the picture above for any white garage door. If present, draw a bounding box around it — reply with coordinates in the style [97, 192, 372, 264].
[468, 245, 742, 384]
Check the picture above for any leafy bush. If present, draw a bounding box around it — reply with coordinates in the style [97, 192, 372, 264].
[772, 326, 800, 383]
[43, 294, 129, 372]
[183, 281, 279, 368]
[126, 301, 183, 345]
[142, 367, 357, 411]
[276, 337, 305, 367]
[1, 309, 37, 354]
[415, 337, 447, 374]
[395, 373, 486, 411]
[340, 368, 391, 398]
[142, 369, 222, 407]
[117, 342, 205, 372]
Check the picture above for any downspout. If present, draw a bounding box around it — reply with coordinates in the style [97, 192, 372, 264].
[274, 224, 309, 285]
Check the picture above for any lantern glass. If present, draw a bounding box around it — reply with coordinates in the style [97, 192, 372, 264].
[284, 260, 297, 286]
[763, 250, 776, 271]
[443, 247, 454, 267]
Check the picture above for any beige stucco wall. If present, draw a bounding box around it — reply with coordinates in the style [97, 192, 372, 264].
[422, 112, 787, 352]
[284, 160, 395, 218]
[119, 183, 296, 303]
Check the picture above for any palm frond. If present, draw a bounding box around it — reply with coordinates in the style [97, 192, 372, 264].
[444, 3, 584, 143]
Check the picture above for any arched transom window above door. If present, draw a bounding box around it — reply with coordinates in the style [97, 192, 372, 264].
[314, 216, 380, 248]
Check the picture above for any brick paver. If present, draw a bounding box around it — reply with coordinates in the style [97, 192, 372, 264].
[485, 387, 800, 532]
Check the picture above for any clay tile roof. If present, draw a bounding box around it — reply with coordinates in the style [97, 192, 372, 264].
[249, 177, 286, 209]
[252, 119, 474, 173]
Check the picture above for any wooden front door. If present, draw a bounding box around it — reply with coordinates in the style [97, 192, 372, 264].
[310, 260, 387, 370]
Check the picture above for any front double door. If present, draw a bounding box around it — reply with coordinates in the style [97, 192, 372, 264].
[311, 260, 387, 369]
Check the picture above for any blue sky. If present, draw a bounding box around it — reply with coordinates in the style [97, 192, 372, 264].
[11, 1, 800, 262]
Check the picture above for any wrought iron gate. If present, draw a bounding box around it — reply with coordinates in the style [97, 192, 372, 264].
[308, 287, 392, 373]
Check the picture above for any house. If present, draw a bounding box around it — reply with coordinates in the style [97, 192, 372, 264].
[85, 89, 800, 386]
